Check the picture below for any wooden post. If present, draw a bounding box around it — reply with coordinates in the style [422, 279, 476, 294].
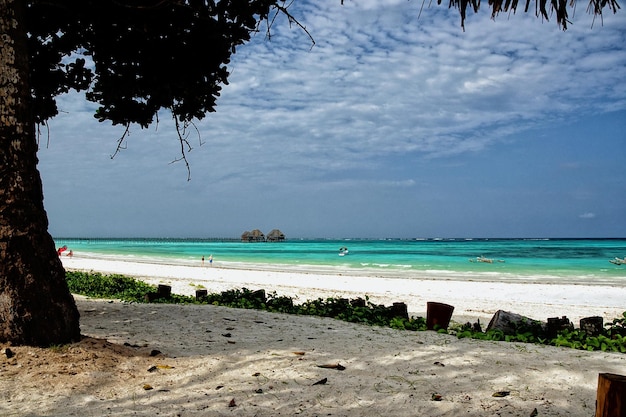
[426, 302, 454, 330]
[546, 316, 573, 339]
[350, 298, 366, 308]
[157, 284, 172, 298]
[251, 289, 266, 303]
[145, 284, 173, 302]
[390, 302, 409, 320]
[580, 316, 604, 337]
[595, 373, 626, 417]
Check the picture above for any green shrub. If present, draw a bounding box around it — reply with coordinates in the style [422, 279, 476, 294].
[65, 271, 626, 353]
[66, 271, 155, 301]
[606, 311, 626, 338]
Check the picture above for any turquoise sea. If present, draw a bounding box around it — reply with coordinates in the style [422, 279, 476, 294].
[54, 238, 626, 285]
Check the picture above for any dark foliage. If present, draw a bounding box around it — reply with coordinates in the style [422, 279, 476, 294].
[448, 0, 621, 30]
[24, 0, 280, 126]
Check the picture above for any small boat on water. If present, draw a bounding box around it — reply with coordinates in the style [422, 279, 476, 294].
[338, 247, 349, 256]
[609, 257, 626, 265]
[469, 256, 505, 264]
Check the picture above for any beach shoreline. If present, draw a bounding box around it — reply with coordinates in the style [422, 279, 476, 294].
[61, 256, 626, 325]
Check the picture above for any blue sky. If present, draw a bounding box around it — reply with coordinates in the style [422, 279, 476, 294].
[37, 0, 626, 239]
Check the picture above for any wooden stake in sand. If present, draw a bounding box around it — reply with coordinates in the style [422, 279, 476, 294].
[595, 373, 625, 417]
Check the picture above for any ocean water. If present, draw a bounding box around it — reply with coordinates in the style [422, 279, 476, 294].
[54, 238, 626, 285]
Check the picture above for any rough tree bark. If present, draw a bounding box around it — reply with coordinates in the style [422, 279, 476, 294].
[0, 0, 80, 346]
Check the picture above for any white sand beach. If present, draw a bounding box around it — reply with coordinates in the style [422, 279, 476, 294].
[2, 256, 625, 416]
[62, 256, 626, 324]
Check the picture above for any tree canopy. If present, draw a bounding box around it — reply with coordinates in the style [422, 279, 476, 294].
[26, 0, 284, 127]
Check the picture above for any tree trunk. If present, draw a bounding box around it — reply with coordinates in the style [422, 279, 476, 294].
[0, 0, 80, 346]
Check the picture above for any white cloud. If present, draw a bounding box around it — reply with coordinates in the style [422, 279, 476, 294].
[37, 1, 626, 237]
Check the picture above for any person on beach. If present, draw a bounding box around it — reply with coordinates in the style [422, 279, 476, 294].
[209, 254, 213, 266]
[202, 256, 205, 266]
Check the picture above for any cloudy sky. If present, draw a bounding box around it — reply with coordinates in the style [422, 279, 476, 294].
[37, 0, 626, 239]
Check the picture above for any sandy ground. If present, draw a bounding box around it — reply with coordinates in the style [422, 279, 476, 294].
[1, 257, 625, 416]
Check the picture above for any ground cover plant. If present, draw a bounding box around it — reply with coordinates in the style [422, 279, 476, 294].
[66, 271, 626, 353]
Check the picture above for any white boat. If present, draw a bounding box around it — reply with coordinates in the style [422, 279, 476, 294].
[469, 256, 504, 264]
[609, 257, 626, 265]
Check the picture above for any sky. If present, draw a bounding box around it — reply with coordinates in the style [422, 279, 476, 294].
[37, 0, 626, 239]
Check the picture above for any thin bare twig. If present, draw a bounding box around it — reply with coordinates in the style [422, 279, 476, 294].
[269, 2, 315, 49]
[170, 113, 193, 181]
[110, 123, 130, 159]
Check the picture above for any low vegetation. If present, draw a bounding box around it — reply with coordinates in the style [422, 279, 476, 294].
[66, 271, 626, 353]
[454, 319, 626, 353]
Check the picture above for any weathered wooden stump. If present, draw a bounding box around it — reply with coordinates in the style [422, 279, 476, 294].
[426, 302, 454, 330]
[546, 316, 574, 339]
[145, 284, 172, 302]
[351, 298, 366, 308]
[157, 284, 172, 298]
[390, 302, 409, 320]
[486, 310, 543, 336]
[196, 289, 208, 301]
[595, 373, 625, 417]
[251, 289, 267, 303]
[580, 316, 604, 337]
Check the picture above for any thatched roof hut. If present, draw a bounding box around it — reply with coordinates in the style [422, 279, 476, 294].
[266, 229, 285, 242]
[251, 229, 265, 241]
[242, 229, 265, 242]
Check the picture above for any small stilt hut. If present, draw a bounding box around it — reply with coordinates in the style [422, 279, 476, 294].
[241, 229, 265, 242]
[266, 229, 285, 242]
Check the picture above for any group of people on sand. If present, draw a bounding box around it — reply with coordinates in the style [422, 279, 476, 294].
[201, 254, 213, 267]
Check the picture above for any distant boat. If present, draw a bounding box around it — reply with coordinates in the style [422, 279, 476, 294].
[609, 257, 626, 265]
[339, 247, 349, 256]
[469, 256, 504, 264]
